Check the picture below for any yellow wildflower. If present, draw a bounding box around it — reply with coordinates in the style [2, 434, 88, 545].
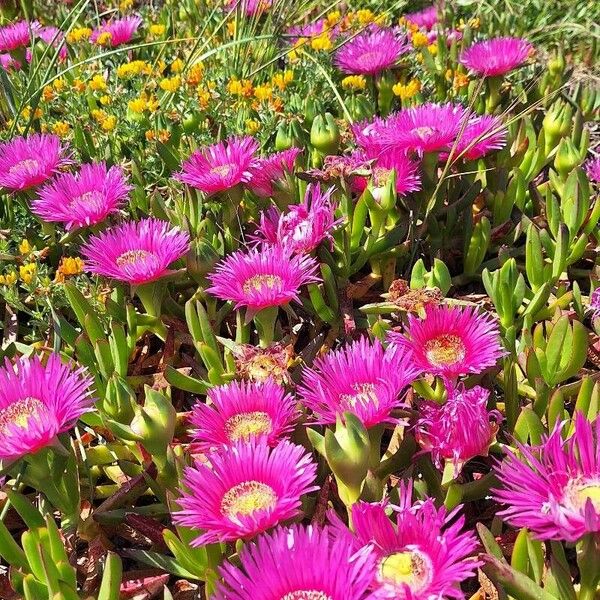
[327, 11, 341, 26]
[89, 74, 107, 92]
[311, 32, 332, 51]
[42, 86, 54, 102]
[52, 121, 70, 137]
[128, 97, 147, 113]
[119, 0, 133, 11]
[245, 119, 260, 134]
[149, 24, 166, 37]
[356, 9, 375, 25]
[342, 75, 366, 91]
[117, 60, 151, 78]
[57, 257, 84, 279]
[0, 272, 17, 286]
[187, 62, 204, 86]
[272, 70, 293, 90]
[197, 87, 211, 109]
[254, 84, 273, 102]
[100, 95, 112, 106]
[227, 78, 253, 97]
[171, 58, 184, 73]
[411, 31, 428, 48]
[453, 72, 469, 90]
[101, 116, 117, 132]
[66, 27, 91, 44]
[96, 31, 112, 46]
[159, 76, 181, 93]
[392, 78, 421, 100]
[227, 21, 236, 36]
[427, 43, 438, 55]
[53, 78, 66, 92]
[146, 95, 159, 112]
[72, 79, 86, 93]
[19, 263, 37, 284]
[19, 239, 32, 255]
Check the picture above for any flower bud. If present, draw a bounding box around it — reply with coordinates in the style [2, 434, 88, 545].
[102, 375, 136, 424]
[187, 237, 220, 282]
[310, 113, 340, 155]
[130, 386, 176, 457]
[554, 137, 581, 179]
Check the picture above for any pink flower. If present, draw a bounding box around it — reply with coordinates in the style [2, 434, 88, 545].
[206, 245, 320, 318]
[0, 53, 20, 71]
[388, 304, 503, 383]
[404, 6, 438, 30]
[247, 147, 301, 198]
[215, 524, 377, 600]
[81, 217, 190, 285]
[0, 354, 94, 462]
[91, 16, 142, 47]
[33, 162, 132, 230]
[494, 413, 600, 542]
[352, 116, 390, 157]
[0, 20, 39, 52]
[190, 379, 299, 450]
[251, 184, 340, 254]
[335, 27, 410, 76]
[298, 337, 421, 428]
[352, 148, 421, 197]
[585, 156, 600, 184]
[380, 103, 469, 155]
[287, 18, 338, 43]
[34, 26, 68, 61]
[329, 483, 481, 599]
[176, 136, 259, 196]
[226, 0, 272, 16]
[0, 134, 70, 191]
[451, 114, 507, 161]
[460, 37, 533, 77]
[174, 440, 318, 545]
[416, 385, 501, 475]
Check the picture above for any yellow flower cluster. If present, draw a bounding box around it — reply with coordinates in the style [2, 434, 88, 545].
[271, 70, 293, 90]
[66, 27, 91, 44]
[393, 78, 421, 100]
[91, 109, 117, 132]
[96, 32, 113, 46]
[228, 78, 254, 97]
[0, 272, 17, 286]
[19, 263, 37, 284]
[117, 60, 151, 78]
[245, 119, 260, 134]
[89, 74, 107, 92]
[187, 62, 205, 86]
[411, 31, 429, 48]
[52, 121, 71, 137]
[159, 76, 182, 93]
[55, 257, 84, 283]
[149, 24, 166, 37]
[311, 32, 332, 51]
[342, 75, 366, 91]
[128, 94, 159, 113]
[145, 129, 171, 143]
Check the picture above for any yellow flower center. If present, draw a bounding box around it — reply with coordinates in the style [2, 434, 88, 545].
[220, 480, 277, 519]
[224, 411, 272, 443]
[567, 479, 600, 513]
[340, 382, 379, 409]
[379, 550, 432, 591]
[116, 249, 153, 267]
[0, 397, 45, 434]
[281, 592, 333, 600]
[424, 334, 466, 367]
[10, 159, 39, 174]
[243, 274, 283, 295]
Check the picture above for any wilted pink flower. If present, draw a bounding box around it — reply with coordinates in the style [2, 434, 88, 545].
[494, 413, 600, 542]
[460, 37, 533, 77]
[174, 440, 318, 545]
[81, 217, 190, 285]
[426, 28, 463, 46]
[206, 245, 320, 318]
[287, 18, 338, 43]
[247, 147, 301, 198]
[33, 162, 132, 230]
[215, 524, 377, 600]
[91, 16, 142, 47]
[0, 53, 20, 70]
[0, 134, 70, 191]
[0, 20, 39, 52]
[177, 136, 259, 196]
[416, 385, 501, 475]
[352, 148, 421, 197]
[590, 288, 600, 320]
[226, 0, 272, 16]
[190, 379, 299, 450]
[335, 27, 410, 76]
[330, 483, 481, 599]
[0, 354, 94, 462]
[34, 26, 68, 61]
[388, 304, 503, 383]
[381, 103, 469, 155]
[251, 184, 340, 254]
[298, 337, 421, 428]
[585, 156, 600, 184]
[451, 114, 507, 161]
[404, 6, 438, 30]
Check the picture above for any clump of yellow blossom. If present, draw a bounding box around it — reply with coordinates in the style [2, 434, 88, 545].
[393, 79, 421, 100]
[411, 31, 429, 48]
[149, 24, 166, 37]
[342, 75, 366, 91]
[117, 60, 151, 78]
[159, 76, 181, 93]
[187, 62, 204, 86]
[89, 74, 107, 92]
[311, 32, 332, 51]
[66, 27, 91, 44]
[227, 78, 253, 97]
[20, 263, 37, 284]
[245, 119, 260, 135]
[0, 272, 17, 286]
[55, 257, 84, 283]
[52, 121, 71, 137]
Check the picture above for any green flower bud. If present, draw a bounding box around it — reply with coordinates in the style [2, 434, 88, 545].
[310, 113, 340, 155]
[102, 375, 136, 424]
[554, 137, 581, 179]
[130, 386, 176, 457]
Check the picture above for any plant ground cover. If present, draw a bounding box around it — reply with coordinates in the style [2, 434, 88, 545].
[0, 0, 598, 598]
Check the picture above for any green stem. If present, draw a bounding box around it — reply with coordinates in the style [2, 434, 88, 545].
[254, 305, 279, 348]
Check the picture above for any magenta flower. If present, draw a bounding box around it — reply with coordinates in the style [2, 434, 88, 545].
[174, 440, 318, 545]
[494, 413, 600, 542]
[0, 354, 94, 462]
[81, 217, 190, 285]
[585, 156, 600, 184]
[381, 103, 469, 155]
[177, 136, 259, 196]
[0, 134, 70, 191]
[330, 484, 480, 599]
[251, 184, 340, 254]
[388, 304, 503, 383]
[226, 0, 272, 16]
[34, 26, 68, 61]
[91, 16, 142, 47]
[0, 53, 20, 71]
[247, 147, 301, 198]
[352, 148, 421, 197]
[416, 385, 501, 475]
[298, 337, 421, 428]
[0, 20, 39, 52]
[590, 287, 600, 318]
[190, 379, 299, 450]
[206, 245, 320, 318]
[451, 114, 507, 161]
[215, 524, 377, 600]
[287, 19, 338, 43]
[335, 27, 410, 76]
[33, 162, 132, 230]
[460, 37, 533, 77]
[352, 116, 389, 157]
[404, 6, 438, 30]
